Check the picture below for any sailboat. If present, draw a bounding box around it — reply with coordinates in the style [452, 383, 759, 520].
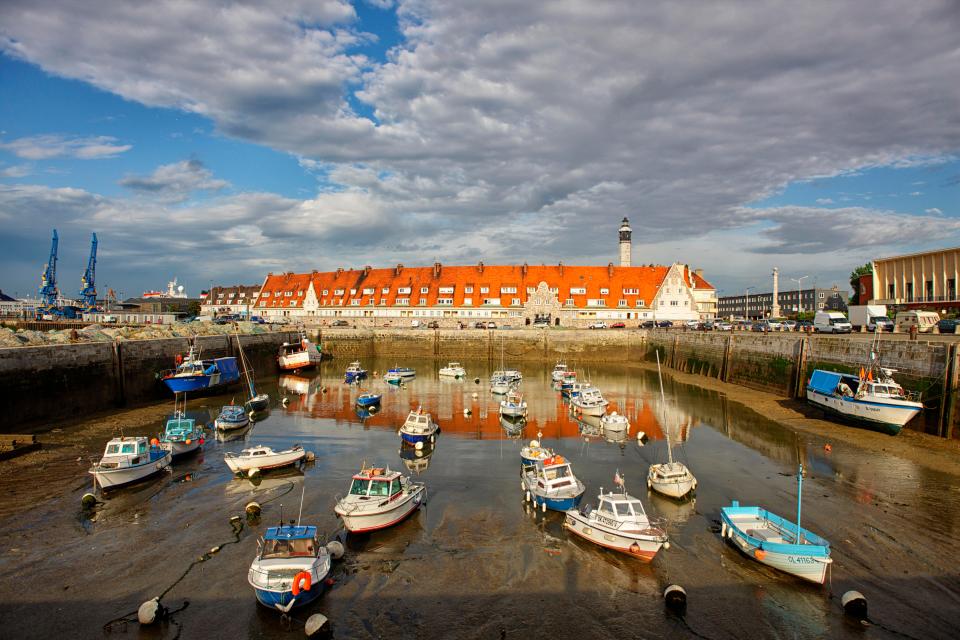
[647, 351, 697, 499]
[236, 332, 270, 412]
[720, 463, 833, 584]
[490, 335, 519, 395]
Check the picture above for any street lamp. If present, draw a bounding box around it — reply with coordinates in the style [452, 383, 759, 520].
[790, 276, 808, 315]
[744, 286, 754, 321]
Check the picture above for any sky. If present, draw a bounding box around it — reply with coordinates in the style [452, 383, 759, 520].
[1, 0, 958, 301]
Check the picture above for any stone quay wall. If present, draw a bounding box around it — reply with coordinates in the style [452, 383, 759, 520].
[0, 331, 298, 430]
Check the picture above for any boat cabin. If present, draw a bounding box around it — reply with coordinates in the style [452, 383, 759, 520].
[163, 417, 198, 440]
[532, 456, 577, 491]
[240, 446, 275, 458]
[592, 493, 650, 525]
[349, 468, 403, 499]
[260, 525, 320, 559]
[403, 410, 434, 434]
[103, 436, 148, 459]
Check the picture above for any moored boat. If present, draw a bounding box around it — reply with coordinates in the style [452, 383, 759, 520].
[599, 411, 629, 437]
[248, 524, 332, 612]
[387, 366, 416, 379]
[356, 393, 382, 407]
[564, 475, 669, 560]
[439, 362, 467, 378]
[215, 404, 249, 431]
[500, 415, 526, 438]
[160, 413, 204, 458]
[334, 465, 426, 532]
[276, 330, 324, 372]
[89, 435, 172, 489]
[490, 375, 512, 395]
[160, 345, 240, 394]
[345, 361, 368, 382]
[551, 361, 569, 382]
[520, 432, 553, 465]
[236, 332, 270, 412]
[649, 352, 697, 499]
[570, 386, 609, 417]
[805, 368, 921, 435]
[499, 389, 528, 418]
[398, 408, 439, 445]
[522, 452, 585, 512]
[224, 445, 305, 475]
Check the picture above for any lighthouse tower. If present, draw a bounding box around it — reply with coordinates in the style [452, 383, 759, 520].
[619, 217, 632, 267]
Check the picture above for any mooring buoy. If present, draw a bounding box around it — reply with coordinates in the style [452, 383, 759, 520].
[137, 597, 163, 625]
[245, 501, 261, 516]
[81, 493, 97, 509]
[305, 613, 329, 637]
[326, 540, 344, 560]
[415, 441, 424, 450]
[664, 584, 687, 613]
[305, 451, 316, 462]
[248, 467, 261, 479]
[841, 591, 868, 619]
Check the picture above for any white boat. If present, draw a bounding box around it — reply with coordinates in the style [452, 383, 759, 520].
[224, 445, 305, 475]
[344, 361, 367, 381]
[806, 367, 922, 435]
[520, 432, 553, 465]
[398, 408, 439, 445]
[521, 452, 586, 512]
[439, 362, 467, 378]
[648, 352, 697, 499]
[564, 478, 669, 560]
[248, 524, 332, 612]
[89, 435, 172, 489]
[599, 411, 630, 437]
[277, 330, 324, 371]
[492, 369, 522, 382]
[215, 404, 250, 431]
[570, 386, 609, 417]
[499, 389, 528, 418]
[490, 375, 513, 395]
[551, 361, 569, 382]
[334, 465, 426, 532]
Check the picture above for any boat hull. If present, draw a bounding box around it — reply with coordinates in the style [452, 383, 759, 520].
[336, 485, 425, 532]
[499, 405, 527, 418]
[162, 372, 238, 394]
[246, 394, 270, 412]
[522, 475, 584, 512]
[225, 449, 304, 474]
[570, 401, 607, 417]
[356, 396, 382, 407]
[277, 350, 323, 372]
[165, 440, 202, 458]
[647, 464, 696, 499]
[253, 581, 326, 610]
[399, 430, 438, 445]
[91, 452, 172, 489]
[216, 416, 250, 431]
[806, 389, 917, 435]
[563, 511, 664, 560]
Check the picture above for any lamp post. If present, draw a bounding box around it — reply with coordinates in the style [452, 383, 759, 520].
[790, 276, 808, 316]
[744, 286, 754, 322]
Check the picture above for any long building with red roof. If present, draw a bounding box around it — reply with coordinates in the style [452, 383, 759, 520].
[252, 219, 716, 326]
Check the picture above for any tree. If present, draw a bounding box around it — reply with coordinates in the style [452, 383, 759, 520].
[188, 300, 201, 316]
[849, 263, 872, 304]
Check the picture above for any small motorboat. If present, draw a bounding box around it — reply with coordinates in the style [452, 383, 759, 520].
[492, 369, 522, 383]
[551, 361, 569, 382]
[564, 475, 669, 560]
[499, 389, 528, 418]
[387, 366, 416, 379]
[562, 381, 586, 399]
[522, 452, 585, 512]
[570, 386, 609, 417]
[560, 371, 578, 394]
[160, 413, 204, 458]
[334, 465, 426, 532]
[246, 393, 270, 413]
[89, 435, 172, 489]
[439, 362, 467, 378]
[490, 374, 512, 395]
[520, 432, 553, 465]
[600, 412, 630, 438]
[356, 393, 382, 408]
[215, 404, 250, 431]
[276, 330, 324, 371]
[720, 465, 832, 584]
[248, 524, 332, 612]
[224, 445, 305, 475]
[805, 367, 922, 435]
[398, 408, 439, 446]
[345, 361, 368, 382]
[160, 345, 240, 394]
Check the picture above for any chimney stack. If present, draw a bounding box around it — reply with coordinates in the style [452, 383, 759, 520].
[478, 261, 484, 274]
[608, 262, 614, 277]
[395, 263, 403, 276]
[559, 261, 564, 276]
[336, 267, 343, 276]
[364, 265, 371, 275]
[522, 262, 528, 276]
[433, 261, 442, 278]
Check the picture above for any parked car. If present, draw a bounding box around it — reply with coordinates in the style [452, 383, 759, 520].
[640, 320, 656, 329]
[610, 322, 626, 329]
[533, 320, 550, 328]
[716, 321, 733, 331]
[795, 320, 813, 332]
[766, 319, 783, 331]
[750, 322, 766, 332]
[427, 320, 440, 329]
[782, 320, 797, 331]
[474, 321, 486, 329]
[588, 321, 607, 329]
[656, 320, 673, 328]
[937, 318, 959, 335]
[684, 320, 700, 329]
[332, 319, 350, 327]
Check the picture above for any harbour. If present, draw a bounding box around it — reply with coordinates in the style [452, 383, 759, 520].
[1, 355, 958, 638]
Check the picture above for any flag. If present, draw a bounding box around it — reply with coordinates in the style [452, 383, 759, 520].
[614, 470, 623, 486]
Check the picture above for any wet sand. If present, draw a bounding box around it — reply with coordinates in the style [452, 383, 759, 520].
[1, 358, 958, 639]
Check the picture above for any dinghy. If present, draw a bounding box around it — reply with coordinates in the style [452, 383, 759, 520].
[355, 393, 382, 408]
[344, 361, 368, 382]
[720, 464, 833, 584]
[564, 472, 669, 560]
[334, 465, 426, 532]
[89, 435, 171, 489]
[224, 445, 305, 475]
[648, 352, 697, 499]
[215, 404, 249, 431]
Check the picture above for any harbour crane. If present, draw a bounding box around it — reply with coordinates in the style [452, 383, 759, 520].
[37, 229, 60, 317]
[79, 233, 98, 310]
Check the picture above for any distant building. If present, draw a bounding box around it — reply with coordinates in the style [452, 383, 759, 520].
[0, 289, 20, 316]
[200, 285, 261, 318]
[718, 286, 843, 320]
[870, 246, 960, 312]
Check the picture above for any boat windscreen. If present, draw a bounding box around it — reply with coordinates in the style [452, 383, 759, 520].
[349, 479, 369, 495]
[544, 465, 569, 480]
[369, 479, 392, 497]
[262, 538, 315, 559]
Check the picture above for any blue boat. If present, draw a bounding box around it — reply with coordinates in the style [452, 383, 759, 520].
[345, 361, 368, 382]
[356, 393, 382, 408]
[521, 453, 585, 512]
[398, 408, 439, 445]
[719, 464, 833, 584]
[215, 404, 249, 431]
[160, 345, 240, 394]
[805, 368, 922, 436]
[247, 525, 332, 612]
[387, 366, 416, 379]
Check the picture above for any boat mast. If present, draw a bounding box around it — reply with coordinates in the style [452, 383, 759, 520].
[236, 332, 256, 399]
[655, 350, 674, 465]
[796, 462, 803, 543]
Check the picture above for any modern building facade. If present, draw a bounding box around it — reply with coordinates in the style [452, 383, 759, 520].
[200, 284, 262, 318]
[870, 246, 960, 312]
[718, 286, 845, 320]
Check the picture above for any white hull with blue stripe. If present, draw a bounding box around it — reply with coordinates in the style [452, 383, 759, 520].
[806, 368, 922, 435]
[248, 525, 331, 612]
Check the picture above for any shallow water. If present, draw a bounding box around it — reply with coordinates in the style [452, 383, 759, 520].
[1, 356, 959, 639]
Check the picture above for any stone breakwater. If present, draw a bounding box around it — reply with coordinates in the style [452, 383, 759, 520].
[0, 320, 280, 348]
[0, 331, 298, 430]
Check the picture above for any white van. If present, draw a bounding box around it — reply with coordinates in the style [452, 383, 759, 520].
[814, 311, 852, 333]
[895, 310, 939, 333]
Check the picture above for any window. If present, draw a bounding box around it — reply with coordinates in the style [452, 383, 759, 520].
[285, 291, 292, 297]
[483, 298, 500, 305]
[322, 290, 328, 296]
[334, 289, 345, 295]
[239, 292, 245, 298]
[217, 293, 224, 298]
[565, 299, 575, 306]
[501, 286, 517, 294]
[259, 301, 266, 307]
[363, 288, 375, 295]
[618, 300, 627, 307]
[398, 287, 411, 294]
[437, 298, 454, 305]
[297, 290, 304, 297]
[587, 299, 606, 307]
[351, 299, 360, 306]
[381, 287, 390, 294]
[439, 286, 455, 294]
[349, 289, 356, 295]
[463, 297, 473, 305]
[290, 300, 298, 306]
[818, 292, 824, 299]
[637, 299, 645, 307]
[480, 286, 489, 294]
[396, 298, 409, 306]
[420, 287, 429, 294]
[465, 286, 474, 294]
[570, 287, 586, 295]
[262, 292, 270, 298]
[623, 288, 639, 295]
[511, 298, 521, 306]
[600, 288, 609, 295]
[418, 299, 427, 306]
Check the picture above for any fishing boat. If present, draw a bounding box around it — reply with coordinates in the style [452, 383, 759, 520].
[236, 333, 270, 412]
[600, 411, 630, 438]
[344, 361, 368, 382]
[720, 464, 833, 584]
[499, 389, 528, 418]
[89, 435, 172, 489]
[648, 352, 697, 499]
[562, 380, 586, 399]
[398, 408, 439, 445]
[490, 374, 513, 395]
[564, 472, 669, 560]
[570, 386, 609, 417]
[160, 413, 204, 458]
[520, 432, 554, 465]
[355, 393, 382, 408]
[560, 371, 578, 393]
[387, 366, 416, 379]
[248, 520, 332, 612]
[551, 361, 569, 382]
[160, 345, 240, 394]
[334, 465, 426, 532]
[215, 404, 249, 431]
[276, 330, 323, 372]
[224, 445, 305, 475]
[522, 452, 586, 512]
[439, 362, 467, 378]
[805, 367, 922, 435]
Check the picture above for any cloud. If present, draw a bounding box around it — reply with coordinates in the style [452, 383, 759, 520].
[119, 159, 229, 202]
[926, 207, 943, 215]
[0, 134, 132, 160]
[815, 198, 834, 205]
[910, 191, 923, 196]
[0, 163, 31, 178]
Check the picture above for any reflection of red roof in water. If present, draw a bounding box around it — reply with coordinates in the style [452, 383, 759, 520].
[278, 377, 691, 442]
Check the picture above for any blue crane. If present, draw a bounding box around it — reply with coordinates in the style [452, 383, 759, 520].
[37, 229, 60, 315]
[79, 233, 98, 310]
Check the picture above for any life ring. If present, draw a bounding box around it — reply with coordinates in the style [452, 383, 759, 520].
[754, 549, 766, 561]
[175, 354, 183, 365]
[292, 571, 312, 596]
